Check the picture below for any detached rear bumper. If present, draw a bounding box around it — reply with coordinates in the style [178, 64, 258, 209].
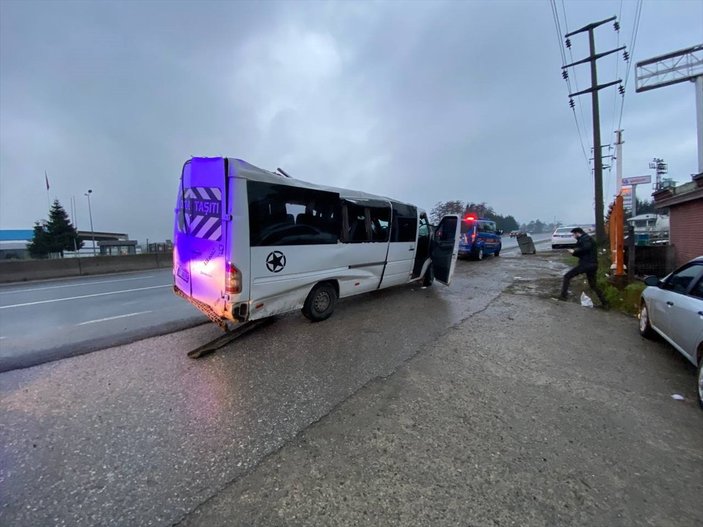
[173, 285, 228, 329]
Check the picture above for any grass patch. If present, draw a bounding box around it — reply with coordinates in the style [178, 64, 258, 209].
[561, 251, 645, 316]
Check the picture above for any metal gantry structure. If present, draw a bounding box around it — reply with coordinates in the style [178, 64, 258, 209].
[636, 44, 703, 176]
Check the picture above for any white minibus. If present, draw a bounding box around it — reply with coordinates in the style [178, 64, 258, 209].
[173, 157, 461, 326]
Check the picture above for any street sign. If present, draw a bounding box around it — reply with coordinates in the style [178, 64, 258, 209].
[621, 186, 632, 210]
[622, 175, 652, 186]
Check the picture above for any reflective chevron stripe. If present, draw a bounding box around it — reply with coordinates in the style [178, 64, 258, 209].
[184, 187, 222, 240]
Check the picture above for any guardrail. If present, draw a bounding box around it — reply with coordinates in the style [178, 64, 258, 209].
[0, 252, 173, 283]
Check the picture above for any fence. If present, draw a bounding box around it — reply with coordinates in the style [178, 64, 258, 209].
[624, 245, 676, 278]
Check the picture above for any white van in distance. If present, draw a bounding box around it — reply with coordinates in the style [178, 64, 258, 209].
[173, 158, 461, 327]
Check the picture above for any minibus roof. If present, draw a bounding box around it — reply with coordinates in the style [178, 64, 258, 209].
[229, 158, 414, 207]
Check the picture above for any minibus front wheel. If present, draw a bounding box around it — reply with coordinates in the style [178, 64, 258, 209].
[302, 282, 338, 322]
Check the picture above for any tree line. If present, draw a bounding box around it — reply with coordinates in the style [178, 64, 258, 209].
[429, 201, 520, 232]
[27, 200, 83, 258]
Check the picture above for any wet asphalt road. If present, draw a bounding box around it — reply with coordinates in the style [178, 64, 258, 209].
[0, 236, 537, 374]
[184, 287, 703, 527]
[0, 237, 552, 527]
[0, 269, 206, 372]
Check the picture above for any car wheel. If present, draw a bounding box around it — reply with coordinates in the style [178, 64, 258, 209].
[697, 354, 703, 410]
[639, 301, 655, 339]
[494, 245, 501, 257]
[423, 264, 434, 287]
[474, 248, 484, 261]
[302, 282, 337, 322]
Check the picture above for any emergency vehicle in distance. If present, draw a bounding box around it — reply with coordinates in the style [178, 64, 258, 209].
[457, 214, 503, 260]
[173, 157, 461, 326]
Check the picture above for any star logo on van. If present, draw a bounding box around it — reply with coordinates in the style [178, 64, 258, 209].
[266, 251, 286, 273]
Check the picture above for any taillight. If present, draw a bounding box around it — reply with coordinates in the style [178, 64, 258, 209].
[471, 231, 476, 242]
[226, 262, 242, 294]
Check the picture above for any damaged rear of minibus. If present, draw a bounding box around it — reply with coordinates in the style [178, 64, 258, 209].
[173, 157, 461, 328]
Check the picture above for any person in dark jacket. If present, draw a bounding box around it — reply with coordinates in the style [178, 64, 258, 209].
[559, 227, 608, 307]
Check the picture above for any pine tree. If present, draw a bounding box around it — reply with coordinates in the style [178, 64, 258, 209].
[27, 222, 51, 259]
[46, 200, 83, 256]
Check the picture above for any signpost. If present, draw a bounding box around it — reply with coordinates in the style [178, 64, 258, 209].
[622, 175, 652, 186]
[621, 175, 652, 216]
[621, 186, 632, 212]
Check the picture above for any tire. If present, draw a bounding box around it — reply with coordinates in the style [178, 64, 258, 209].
[494, 245, 501, 257]
[423, 264, 434, 287]
[474, 247, 484, 261]
[697, 354, 703, 410]
[302, 282, 337, 322]
[639, 301, 655, 339]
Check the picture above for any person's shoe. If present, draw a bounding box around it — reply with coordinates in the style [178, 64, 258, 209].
[553, 295, 568, 301]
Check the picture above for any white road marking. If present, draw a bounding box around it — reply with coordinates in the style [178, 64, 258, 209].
[77, 311, 152, 326]
[0, 285, 171, 310]
[0, 275, 158, 295]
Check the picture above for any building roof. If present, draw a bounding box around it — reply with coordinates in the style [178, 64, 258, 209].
[653, 173, 703, 208]
[0, 230, 34, 241]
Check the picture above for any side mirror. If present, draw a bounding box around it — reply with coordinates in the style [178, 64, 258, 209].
[644, 276, 660, 287]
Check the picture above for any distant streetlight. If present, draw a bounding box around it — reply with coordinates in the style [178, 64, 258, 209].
[84, 189, 96, 256]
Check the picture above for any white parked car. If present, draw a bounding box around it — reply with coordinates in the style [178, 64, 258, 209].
[639, 256, 703, 409]
[551, 227, 578, 249]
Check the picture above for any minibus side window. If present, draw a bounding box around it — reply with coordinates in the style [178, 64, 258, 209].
[369, 206, 390, 242]
[391, 203, 418, 242]
[248, 181, 341, 246]
[346, 203, 369, 242]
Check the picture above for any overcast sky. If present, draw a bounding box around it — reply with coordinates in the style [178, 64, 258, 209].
[1, 0, 701, 242]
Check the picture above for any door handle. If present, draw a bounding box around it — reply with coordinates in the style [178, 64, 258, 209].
[408, 247, 415, 251]
[666, 301, 674, 307]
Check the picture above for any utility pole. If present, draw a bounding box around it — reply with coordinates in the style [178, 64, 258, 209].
[614, 130, 624, 194]
[85, 189, 96, 256]
[563, 16, 624, 243]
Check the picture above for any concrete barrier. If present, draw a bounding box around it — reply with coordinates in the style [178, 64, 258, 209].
[0, 252, 173, 283]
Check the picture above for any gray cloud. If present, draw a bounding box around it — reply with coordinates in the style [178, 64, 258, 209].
[1, 0, 701, 241]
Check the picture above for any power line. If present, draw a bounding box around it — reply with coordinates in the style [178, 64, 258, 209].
[617, 0, 643, 130]
[561, 0, 591, 155]
[605, 0, 624, 200]
[609, 0, 624, 143]
[550, 0, 591, 173]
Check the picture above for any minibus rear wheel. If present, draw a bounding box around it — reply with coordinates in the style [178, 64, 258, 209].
[302, 282, 338, 322]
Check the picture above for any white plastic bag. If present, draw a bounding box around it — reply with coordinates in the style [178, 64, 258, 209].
[580, 292, 594, 308]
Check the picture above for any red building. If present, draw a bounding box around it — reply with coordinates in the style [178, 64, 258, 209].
[653, 173, 703, 267]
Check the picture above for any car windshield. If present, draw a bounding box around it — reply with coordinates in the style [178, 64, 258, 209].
[555, 228, 572, 234]
[460, 220, 476, 234]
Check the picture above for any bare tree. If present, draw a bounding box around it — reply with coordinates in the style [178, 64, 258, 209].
[429, 200, 465, 224]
